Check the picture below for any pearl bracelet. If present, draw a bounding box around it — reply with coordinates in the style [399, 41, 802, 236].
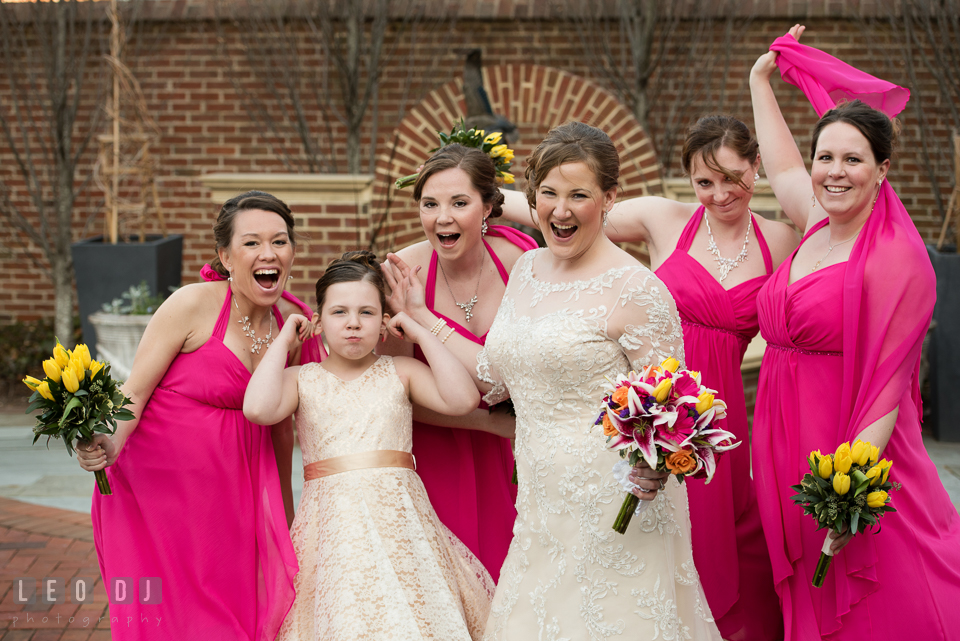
[430, 318, 447, 336]
[441, 327, 456, 344]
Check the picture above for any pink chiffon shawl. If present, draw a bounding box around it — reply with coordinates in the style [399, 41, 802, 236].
[753, 34, 960, 636]
[655, 208, 783, 640]
[91, 284, 299, 640]
[412, 225, 537, 582]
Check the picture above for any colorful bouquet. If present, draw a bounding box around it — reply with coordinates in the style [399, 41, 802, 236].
[395, 119, 515, 189]
[597, 357, 739, 534]
[790, 440, 897, 587]
[22, 339, 134, 495]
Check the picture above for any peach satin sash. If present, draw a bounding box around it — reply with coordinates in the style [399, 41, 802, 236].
[303, 450, 416, 481]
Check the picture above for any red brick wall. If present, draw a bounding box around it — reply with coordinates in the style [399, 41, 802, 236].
[0, 6, 954, 323]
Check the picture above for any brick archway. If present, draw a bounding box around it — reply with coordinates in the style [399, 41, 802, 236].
[372, 64, 662, 254]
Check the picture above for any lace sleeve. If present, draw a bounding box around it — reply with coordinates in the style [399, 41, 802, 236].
[611, 268, 685, 372]
[476, 347, 510, 405]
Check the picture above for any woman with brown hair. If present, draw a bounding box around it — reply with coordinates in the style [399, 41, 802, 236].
[77, 191, 314, 640]
[496, 116, 795, 639]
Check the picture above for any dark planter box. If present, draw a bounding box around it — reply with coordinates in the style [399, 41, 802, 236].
[71, 234, 183, 347]
[927, 244, 960, 442]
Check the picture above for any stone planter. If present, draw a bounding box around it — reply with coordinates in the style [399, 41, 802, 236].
[71, 234, 182, 348]
[87, 313, 153, 380]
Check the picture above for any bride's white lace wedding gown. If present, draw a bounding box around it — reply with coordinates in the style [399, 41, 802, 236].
[478, 250, 721, 640]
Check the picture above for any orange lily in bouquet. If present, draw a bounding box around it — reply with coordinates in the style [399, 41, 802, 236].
[22, 339, 133, 495]
[790, 439, 898, 587]
[597, 357, 740, 534]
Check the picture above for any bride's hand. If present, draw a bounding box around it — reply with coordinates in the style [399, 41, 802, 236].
[628, 460, 670, 499]
[382, 253, 427, 320]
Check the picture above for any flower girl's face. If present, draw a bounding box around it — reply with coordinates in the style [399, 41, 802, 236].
[535, 162, 616, 263]
[418, 167, 492, 263]
[318, 280, 388, 361]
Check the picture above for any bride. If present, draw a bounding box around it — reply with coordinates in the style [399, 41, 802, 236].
[385, 121, 720, 639]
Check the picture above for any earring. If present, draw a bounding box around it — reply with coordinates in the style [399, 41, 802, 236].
[811, 194, 817, 209]
[754, 171, 760, 188]
[481, 218, 489, 235]
[228, 271, 233, 282]
[878, 177, 884, 186]
[602, 210, 609, 228]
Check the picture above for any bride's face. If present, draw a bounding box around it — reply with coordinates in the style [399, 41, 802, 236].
[534, 162, 616, 264]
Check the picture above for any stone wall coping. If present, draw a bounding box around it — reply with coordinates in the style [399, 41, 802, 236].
[200, 172, 376, 205]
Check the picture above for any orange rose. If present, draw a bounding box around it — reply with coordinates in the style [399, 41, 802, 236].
[602, 412, 618, 437]
[611, 386, 629, 409]
[665, 449, 697, 475]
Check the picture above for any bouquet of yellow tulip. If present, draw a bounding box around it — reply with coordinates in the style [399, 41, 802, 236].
[395, 119, 515, 189]
[790, 439, 898, 587]
[22, 339, 133, 495]
[597, 357, 739, 534]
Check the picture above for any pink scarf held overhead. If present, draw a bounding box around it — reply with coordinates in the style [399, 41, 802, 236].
[770, 34, 934, 444]
[201, 263, 327, 364]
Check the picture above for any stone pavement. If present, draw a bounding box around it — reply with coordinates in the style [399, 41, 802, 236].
[1, 409, 959, 640]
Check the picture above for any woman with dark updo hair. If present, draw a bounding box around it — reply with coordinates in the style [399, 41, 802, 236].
[381, 143, 537, 582]
[750, 25, 960, 638]
[77, 191, 319, 640]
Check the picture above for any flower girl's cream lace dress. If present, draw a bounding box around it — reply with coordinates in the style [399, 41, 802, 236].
[478, 250, 721, 640]
[278, 356, 494, 640]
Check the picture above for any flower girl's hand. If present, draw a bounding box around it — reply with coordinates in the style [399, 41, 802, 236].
[279, 313, 312, 349]
[77, 434, 120, 471]
[382, 254, 427, 321]
[628, 459, 670, 499]
[387, 311, 429, 345]
[751, 23, 804, 83]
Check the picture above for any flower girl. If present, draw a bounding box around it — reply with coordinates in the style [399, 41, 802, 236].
[244, 251, 494, 640]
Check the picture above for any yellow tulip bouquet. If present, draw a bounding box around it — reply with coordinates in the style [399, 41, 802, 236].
[394, 119, 515, 189]
[597, 357, 740, 534]
[22, 339, 133, 495]
[790, 439, 897, 587]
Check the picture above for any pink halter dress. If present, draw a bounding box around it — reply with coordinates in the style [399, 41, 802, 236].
[753, 219, 960, 639]
[91, 284, 299, 641]
[655, 207, 783, 640]
[412, 225, 537, 582]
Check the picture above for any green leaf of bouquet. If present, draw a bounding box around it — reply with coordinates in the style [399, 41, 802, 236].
[885, 506, 897, 513]
[850, 511, 860, 535]
[59, 397, 83, 428]
[73, 389, 88, 397]
[26, 400, 46, 413]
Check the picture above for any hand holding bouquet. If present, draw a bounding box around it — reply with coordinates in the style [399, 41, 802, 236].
[597, 357, 740, 534]
[22, 340, 134, 495]
[395, 119, 515, 189]
[790, 440, 897, 587]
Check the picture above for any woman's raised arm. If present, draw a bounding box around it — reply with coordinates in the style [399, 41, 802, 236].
[750, 24, 823, 234]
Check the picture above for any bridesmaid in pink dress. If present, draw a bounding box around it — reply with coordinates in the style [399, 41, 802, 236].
[751, 26, 960, 638]
[382, 144, 536, 581]
[77, 192, 318, 640]
[500, 118, 796, 639]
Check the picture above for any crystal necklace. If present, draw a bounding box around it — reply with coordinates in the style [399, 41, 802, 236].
[233, 295, 273, 354]
[438, 249, 485, 323]
[705, 211, 752, 282]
